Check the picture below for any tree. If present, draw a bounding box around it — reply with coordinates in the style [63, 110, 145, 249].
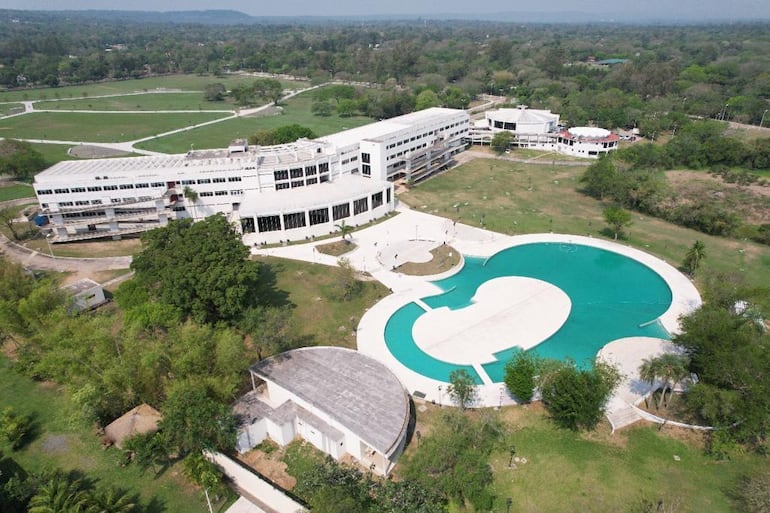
[580, 155, 620, 200]
[311, 101, 334, 117]
[490, 131, 513, 154]
[682, 240, 706, 276]
[183, 453, 226, 513]
[539, 361, 621, 431]
[0, 140, 47, 182]
[447, 369, 478, 410]
[638, 354, 690, 410]
[0, 208, 22, 241]
[182, 186, 198, 220]
[203, 83, 226, 102]
[325, 258, 362, 302]
[86, 486, 137, 513]
[130, 214, 261, 324]
[0, 407, 31, 450]
[123, 432, 168, 475]
[371, 479, 446, 513]
[335, 219, 354, 243]
[414, 89, 440, 111]
[503, 350, 540, 403]
[603, 205, 633, 240]
[28, 471, 88, 513]
[159, 383, 237, 454]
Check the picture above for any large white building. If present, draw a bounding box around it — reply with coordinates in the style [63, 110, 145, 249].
[32, 108, 469, 244]
[469, 106, 618, 158]
[234, 347, 410, 476]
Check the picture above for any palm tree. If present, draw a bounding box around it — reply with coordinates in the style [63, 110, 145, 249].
[183, 185, 199, 221]
[682, 240, 706, 276]
[28, 471, 88, 513]
[656, 353, 690, 408]
[87, 486, 136, 513]
[335, 220, 354, 244]
[638, 357, 658, 409]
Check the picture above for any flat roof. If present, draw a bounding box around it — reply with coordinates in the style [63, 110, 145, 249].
[487, 107, 559, 125]
[239, 175, 389, 217]
[320, 107, 465, 147]
[249, 346, 409, 456]
[62, 278, 101, 294]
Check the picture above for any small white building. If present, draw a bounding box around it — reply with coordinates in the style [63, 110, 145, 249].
[62, 278, 107, 311]
[234, 347, 410, 476]
[468, 106, 618, 158]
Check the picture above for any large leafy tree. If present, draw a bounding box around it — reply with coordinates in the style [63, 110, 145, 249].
[503, 350, 540, 403]
[130, 214, 261, 324]
[159, 383, 237, 454]
[539, 361, 621, 431]
[603, 205, 633, 240]
[447, 369, 478, 410]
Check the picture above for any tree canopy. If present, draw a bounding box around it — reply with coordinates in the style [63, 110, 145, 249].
[129, 214, 261, 325]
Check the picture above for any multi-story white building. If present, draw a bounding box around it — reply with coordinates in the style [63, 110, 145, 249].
[468, 106, 618, 158]
[33, 107, 469, 244]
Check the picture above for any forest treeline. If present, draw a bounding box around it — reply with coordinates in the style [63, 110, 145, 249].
[1, 13, 769, 130]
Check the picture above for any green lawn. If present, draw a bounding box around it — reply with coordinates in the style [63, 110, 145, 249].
[0, 111, 231, 143]
[400, 158, 770, 300]
[0, 102, 25, 116]
[254, 256, 390, 349]
[0, 355, 225, 513]
[137, 90, 374, 153]
[0, 183, 35, 201]
[34, 93, 234, 112]
[0, 74, 310, 103]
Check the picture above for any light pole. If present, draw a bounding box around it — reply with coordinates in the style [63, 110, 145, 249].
[45, 232, 54, 257]
[437, 385, 442, 406]
[506, 497, 513, 513]
[508, 445, 516, 468]
[760, 109, 768, 128]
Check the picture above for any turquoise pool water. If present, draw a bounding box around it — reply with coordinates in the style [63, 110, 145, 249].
[384, 242, 672, 384]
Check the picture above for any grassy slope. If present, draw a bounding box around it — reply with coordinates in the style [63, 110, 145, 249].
[0, 355, 214, 513]
[0, 74, 309, 103]
[0, 183, 35, 201]
[400, 158, 770, 295]
[136, 91, 374, 153]
[0, 111, 230, 142]
[34, 93, 233, 111]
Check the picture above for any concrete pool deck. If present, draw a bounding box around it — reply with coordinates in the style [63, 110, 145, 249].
[251, 204, 702, 419]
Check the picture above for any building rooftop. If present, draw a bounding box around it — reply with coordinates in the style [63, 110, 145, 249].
[62, 278, 101, 295]
[487, 107, 559, 125]
[239, 175, 389, 218]
[562, 126, 619, 142]
[249, 347, 409, 456]
[320, 107, 464, 147]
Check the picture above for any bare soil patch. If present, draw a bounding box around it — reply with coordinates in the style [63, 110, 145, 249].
[666, 169, 770, 224]
[68, 145, 132, 159]
[238, 446, 296, 490]
[315, 239, 356, 256]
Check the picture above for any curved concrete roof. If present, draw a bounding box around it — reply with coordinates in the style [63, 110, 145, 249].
[249, 346, 409, 456]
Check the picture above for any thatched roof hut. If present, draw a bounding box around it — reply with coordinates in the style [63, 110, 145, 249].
[104, 404, 162, 449]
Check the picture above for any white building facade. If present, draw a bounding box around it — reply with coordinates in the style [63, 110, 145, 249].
[468, 106, 618, 158]
[32, 108, 469, 244]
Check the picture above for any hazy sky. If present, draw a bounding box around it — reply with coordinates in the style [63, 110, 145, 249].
[5, 0, 770, 20]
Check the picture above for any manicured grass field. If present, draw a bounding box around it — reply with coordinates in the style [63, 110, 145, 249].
[0, 111, 230, 142]
[0, 74, 309, 103]
[0, 183, 35, 201]
[136, 90, 374, 153]
[34, 93, 234, 112]
[400, 158, 770, 298]
[0, 355, 227, 513]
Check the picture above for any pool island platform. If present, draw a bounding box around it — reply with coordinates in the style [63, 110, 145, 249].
[251, 205, 702, 420]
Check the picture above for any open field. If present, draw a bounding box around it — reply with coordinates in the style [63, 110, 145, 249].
[137, 90, 374, 153]
[398, 403, 762, 513]
[0, 355, 231, 513]
[0, 111, 230, 143]
[400, 158, 770, 302]
[34, 93, 233, 111]
[26, 236, 143, 258]
[0, 183, 34, 201]
[0, 74, 309, 103]
[0, 102, 24, 116]
[253, 256, 390, 349]
[29, 142, 77, 164]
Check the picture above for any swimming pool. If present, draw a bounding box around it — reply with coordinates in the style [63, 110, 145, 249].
[383, 242, 672, 384]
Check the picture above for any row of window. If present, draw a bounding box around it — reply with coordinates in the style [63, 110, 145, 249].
[273, 162, 329, 183]
[387, 142, 429, 161]
[275, 175, 327, 191]
[341, 156, 359, 165]
[38, 176, 246, 196]
[252, 189, 391, 233]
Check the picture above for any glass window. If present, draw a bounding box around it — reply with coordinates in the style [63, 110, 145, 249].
[353, 197, 368, 215]
[371, 191, 383, 209]
[283, 212, 306, 230]
[257, 215, 281, 233]
[274, 170, 289, 181]
[332, 203, 350, 221]
[309, 207, 329, 226]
